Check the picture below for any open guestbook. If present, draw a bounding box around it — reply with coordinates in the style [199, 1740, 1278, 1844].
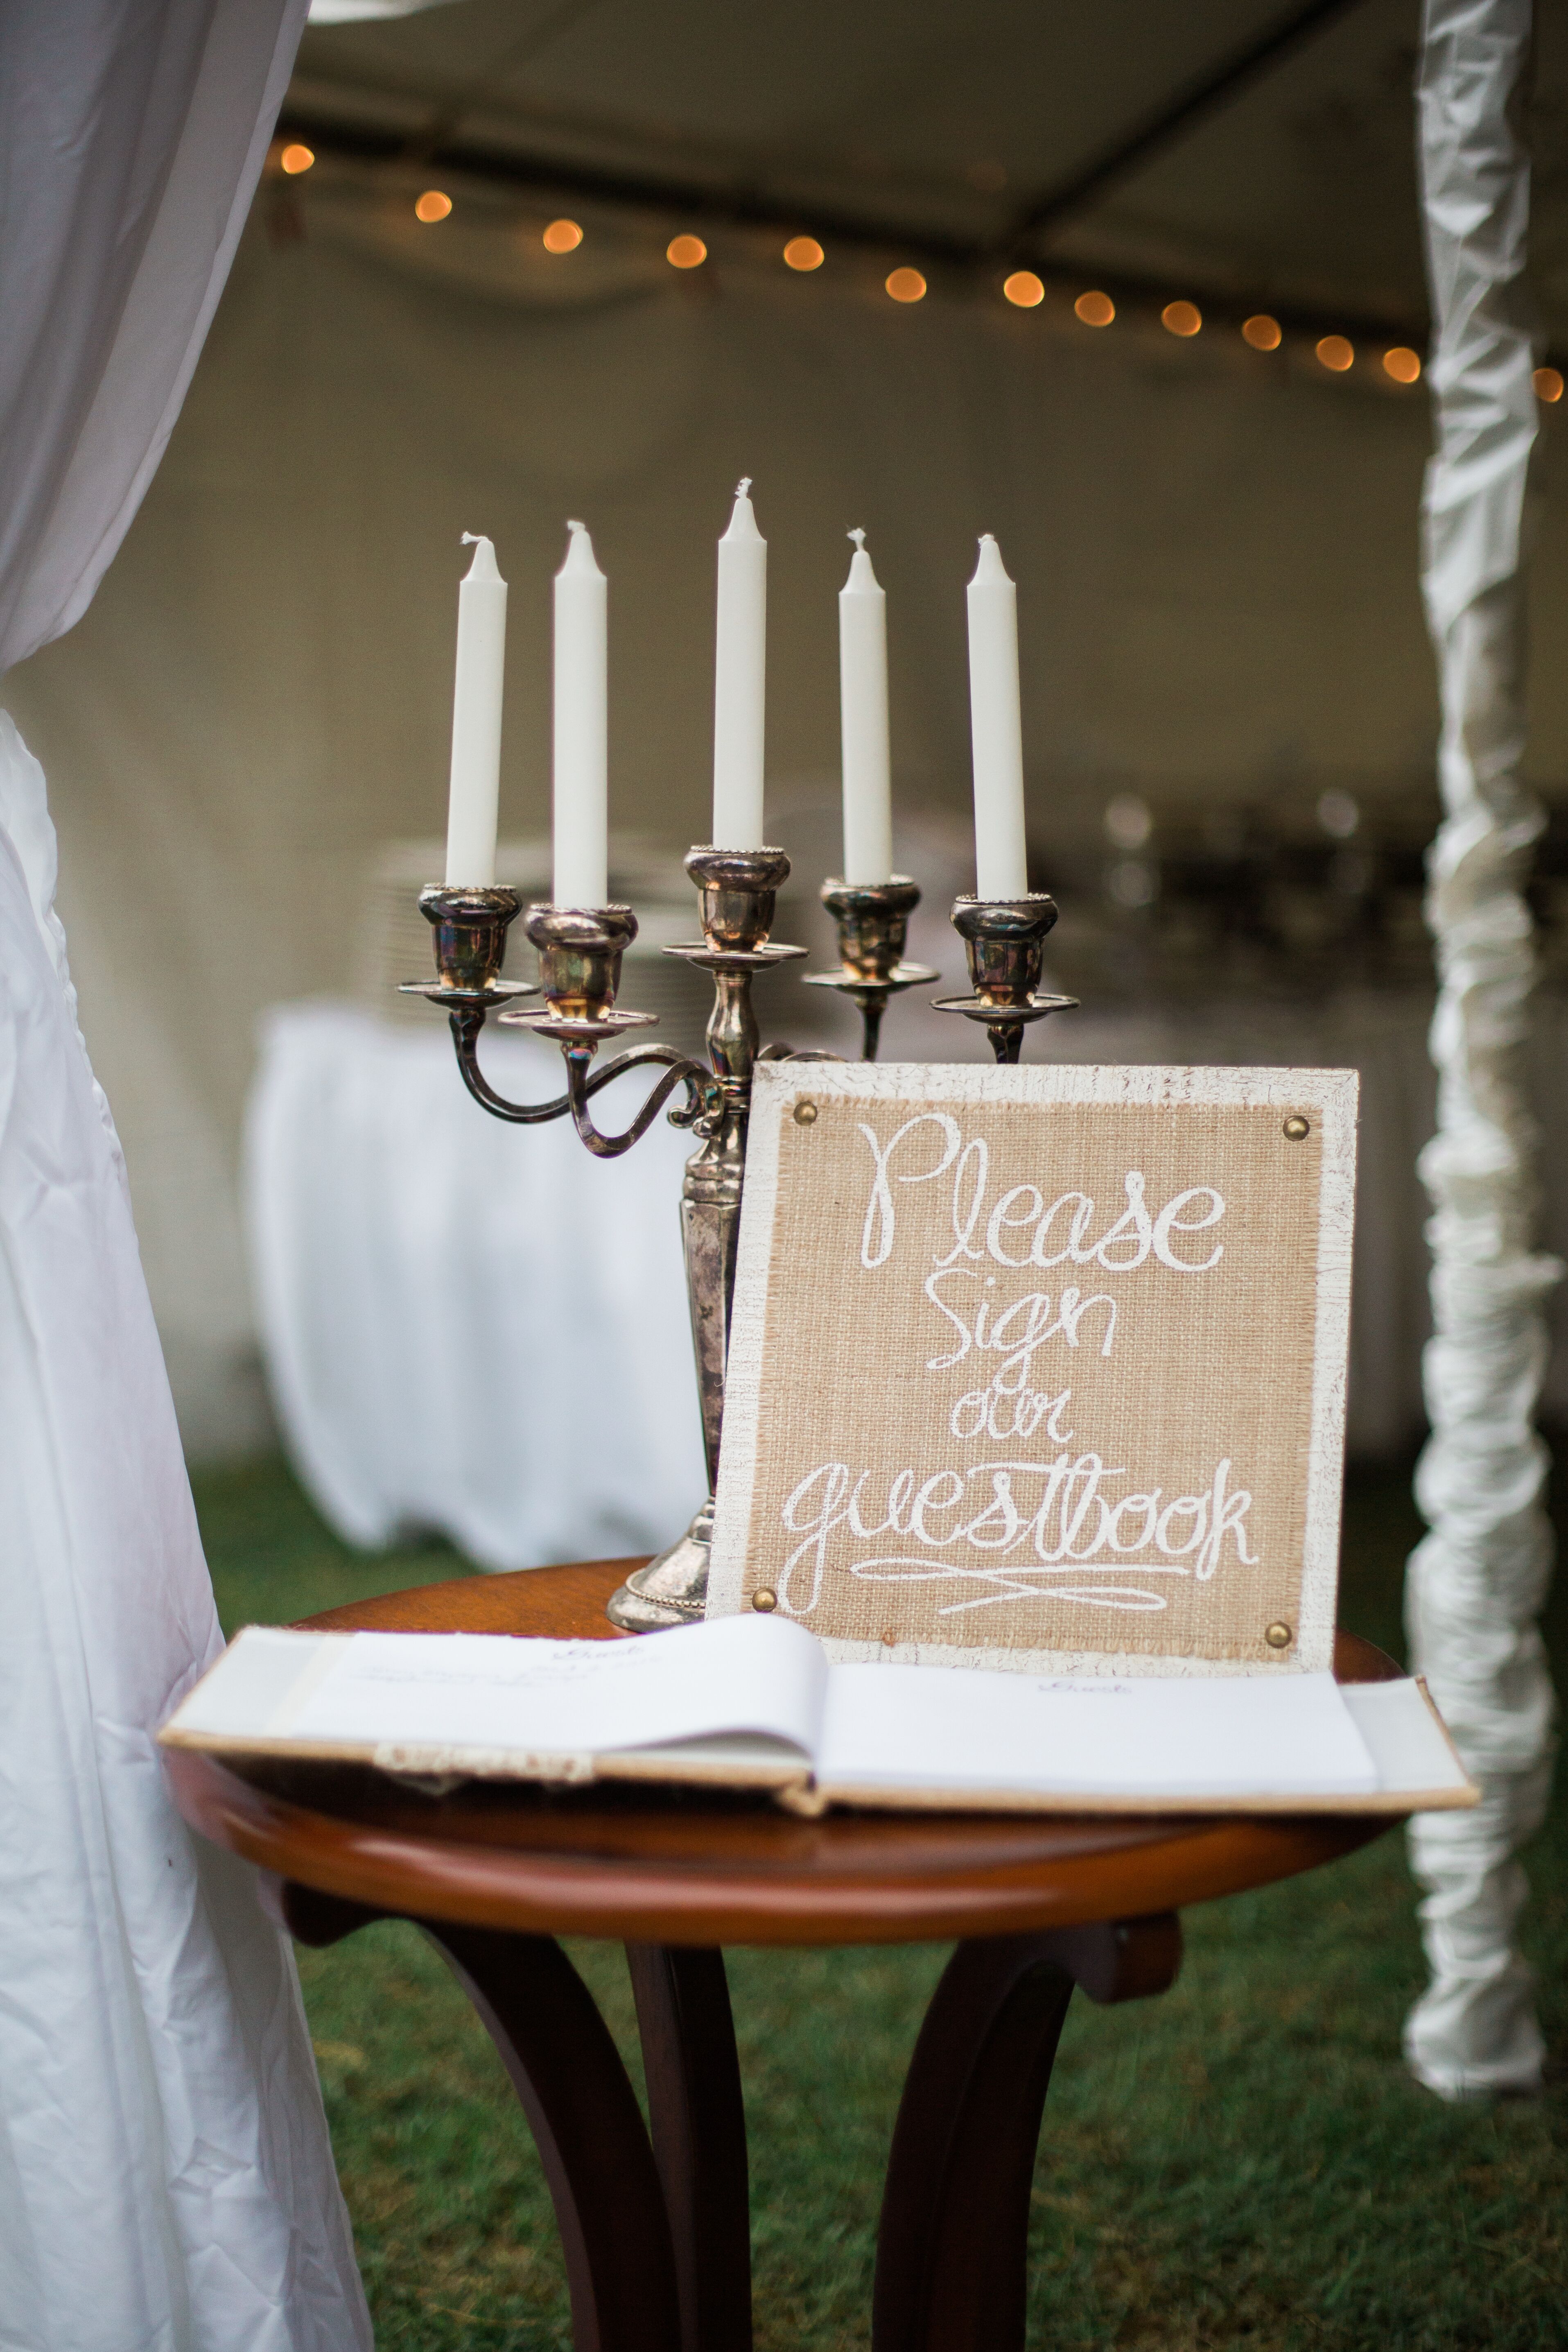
[162, 1065, 1475, 1817]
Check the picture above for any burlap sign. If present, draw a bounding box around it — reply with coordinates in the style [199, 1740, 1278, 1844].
[708, 1064, 1358, 1674]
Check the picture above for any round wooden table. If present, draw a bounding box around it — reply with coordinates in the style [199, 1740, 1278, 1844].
[165, 1559, 1403, 2352]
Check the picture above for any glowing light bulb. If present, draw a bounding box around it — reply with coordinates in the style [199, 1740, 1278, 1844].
[1003, 270, 1044, 308]
[1074, 289, 1114, 327]
[542, 218, 582, 253]
[1161, 300, 1201, 338]
[1534, 366, 1563, 403]
[1382, 346, 1421, 384]
[279, 143, 314, 176]
[667, 234, 707, 268]
[415, 190, 452, 223]
[1316, 334, 1354, 372]
[1242, 314, 1281, 350]
[886, 267, 926, 304]
[784, 235, 824, 271]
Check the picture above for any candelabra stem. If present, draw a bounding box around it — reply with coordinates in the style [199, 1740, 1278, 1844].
[606, 847, 804, 1633]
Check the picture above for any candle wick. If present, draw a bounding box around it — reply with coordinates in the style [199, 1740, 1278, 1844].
[848, 526, 866, 549]
[736, 476, 752, 498]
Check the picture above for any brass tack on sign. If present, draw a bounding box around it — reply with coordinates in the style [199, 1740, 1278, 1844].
[751, 1586, 778, 1613]
[1282, 1114, 1310, 1141]
[793, 1100, 818, 1126]
[1265, 1620, 1294, 1649]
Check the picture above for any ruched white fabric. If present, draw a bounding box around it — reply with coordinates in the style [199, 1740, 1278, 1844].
[1404, 0, 1561, 2098]
[0, 2, 370, 2342]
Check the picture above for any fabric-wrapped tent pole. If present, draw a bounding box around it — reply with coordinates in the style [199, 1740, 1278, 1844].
[0, 2, 369, 2341]
[1405, 0, 1560, 2098]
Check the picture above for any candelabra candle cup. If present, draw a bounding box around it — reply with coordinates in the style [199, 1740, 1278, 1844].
[804, 877, 938, 1061]
[684, 845, 791, 947]
[416, 883, 525, 998]
[525, 903, 639, 1020]
[933, 893, 1078, 1063]
[956, 893, 1057, 1000]
[823, 875, 919, 979]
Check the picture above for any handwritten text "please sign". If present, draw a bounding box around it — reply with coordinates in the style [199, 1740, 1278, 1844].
[775, 1112, 1258, 1623]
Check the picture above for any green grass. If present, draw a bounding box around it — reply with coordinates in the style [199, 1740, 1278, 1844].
[195, 1453, 1568, 2349]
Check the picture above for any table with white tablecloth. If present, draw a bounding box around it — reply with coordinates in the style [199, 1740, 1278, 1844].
[246, 1005, 705, 1569]
[245, 991, 1568, 1569]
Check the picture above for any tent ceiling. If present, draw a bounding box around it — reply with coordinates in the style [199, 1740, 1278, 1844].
[287, 0, 1568, 340]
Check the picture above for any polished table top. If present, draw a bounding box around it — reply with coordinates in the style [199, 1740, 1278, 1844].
[164, 1558, 1402, 1947]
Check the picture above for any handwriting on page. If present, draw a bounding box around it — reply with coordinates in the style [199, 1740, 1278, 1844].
[779, 1110, 1255, 1624]
[321, 1638, 656, 1692]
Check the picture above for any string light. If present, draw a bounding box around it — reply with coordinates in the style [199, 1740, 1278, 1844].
[1535, 366, 1563, 403]
[270, 143, 1459, 395]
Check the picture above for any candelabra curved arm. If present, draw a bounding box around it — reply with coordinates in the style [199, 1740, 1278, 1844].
[561, 1044, 719, 1159]
[448, 1009, 718, 1153]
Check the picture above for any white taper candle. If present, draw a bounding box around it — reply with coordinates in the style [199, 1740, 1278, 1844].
[444, 533, 508, 885]
[966, 533, 1028, 899]
[839, 529, 893, 884]
[712, 478, 767, 848]
[552, 520, 609, 907]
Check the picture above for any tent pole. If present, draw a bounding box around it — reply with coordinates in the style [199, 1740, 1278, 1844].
[1405, 0, 1559, 2098]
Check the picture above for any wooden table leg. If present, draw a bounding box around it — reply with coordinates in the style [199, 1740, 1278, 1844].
[872, 1914, 1182, 2352]
[271, 1881, 682, 2352]
[628, 1945, 753, 2352]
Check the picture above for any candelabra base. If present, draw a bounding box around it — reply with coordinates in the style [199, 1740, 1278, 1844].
[606, 1502, 712, 1631]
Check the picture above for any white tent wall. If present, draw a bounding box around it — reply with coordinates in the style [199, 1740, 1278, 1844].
[7, 193, 1568, 1459]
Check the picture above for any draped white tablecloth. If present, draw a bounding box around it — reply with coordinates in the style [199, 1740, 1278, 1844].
[247, 990, 1568, 1571]
[247, 1003, 706, 1568]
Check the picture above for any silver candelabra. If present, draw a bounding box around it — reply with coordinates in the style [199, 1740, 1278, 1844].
[408, 845, 1075, 1631]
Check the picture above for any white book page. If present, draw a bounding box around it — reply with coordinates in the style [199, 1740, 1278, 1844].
[816, 1665, 1379, 1800]
[166, 1626, 337, 1739]
[1340, 1680, 1472, 1798]
[282, 1613, 829, 1761]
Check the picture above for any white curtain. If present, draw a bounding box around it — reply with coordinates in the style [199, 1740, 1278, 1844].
[0, 3, 369, 2344]
[1404, 0, 1560, 2098]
